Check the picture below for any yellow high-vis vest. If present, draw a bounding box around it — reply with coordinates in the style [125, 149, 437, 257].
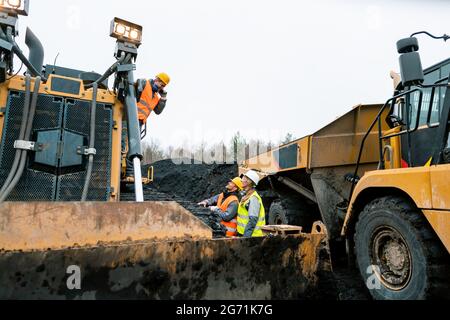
[237, 191, 266, 237]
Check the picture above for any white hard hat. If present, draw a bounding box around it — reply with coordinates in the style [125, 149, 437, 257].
[244, 170, 260, 186]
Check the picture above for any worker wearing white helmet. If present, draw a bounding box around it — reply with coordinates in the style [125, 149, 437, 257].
[237, 170, 266, 237]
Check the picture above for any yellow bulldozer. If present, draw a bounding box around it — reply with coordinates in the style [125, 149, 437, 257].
[240, 34, 450, 299]
[0, 1, 448, 301]
[0, 1, 333, 300]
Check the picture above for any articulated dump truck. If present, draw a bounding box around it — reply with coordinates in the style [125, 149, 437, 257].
[0, 2, 333, 300]
[241, 36, 450, 300]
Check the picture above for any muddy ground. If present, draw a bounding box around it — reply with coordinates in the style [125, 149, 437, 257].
[136, 159, 371, 300]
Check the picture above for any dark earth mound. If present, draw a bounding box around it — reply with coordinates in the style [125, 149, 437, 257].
[145, 159, 239, 203]
[122, 159, 239, 238]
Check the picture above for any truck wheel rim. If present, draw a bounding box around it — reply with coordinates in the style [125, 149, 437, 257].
[370, 226, 412, 291]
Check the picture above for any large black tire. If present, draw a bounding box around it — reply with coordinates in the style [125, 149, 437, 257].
[268, 197, 318, 232]
[355, 196, 450, 300]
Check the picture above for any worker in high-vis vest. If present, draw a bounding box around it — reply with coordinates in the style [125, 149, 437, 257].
[237, 170, 266, 238]
[123, 73, 171, 179]
[135, 73, 171, 124]
[198, 177, 244, 237]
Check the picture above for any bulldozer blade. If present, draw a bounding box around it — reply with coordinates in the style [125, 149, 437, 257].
[0, 223, 335, 300]
[0, 202, 213, 252]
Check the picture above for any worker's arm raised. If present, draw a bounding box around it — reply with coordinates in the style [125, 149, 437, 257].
[198, 194, 220, 207]
[153, 91, 167, 115]
[153, 100, 166, 115]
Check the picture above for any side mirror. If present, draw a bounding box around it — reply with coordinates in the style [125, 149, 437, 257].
[397, 37, 424, 87]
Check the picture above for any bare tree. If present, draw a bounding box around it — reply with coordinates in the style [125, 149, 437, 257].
[229, 132, 247, 164]
[160, 133, 288, 165]
[281, 133, 295, 145]
[142, 139, 166, 165]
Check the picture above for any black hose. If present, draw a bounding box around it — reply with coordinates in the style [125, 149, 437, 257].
[0, 75, 32, 198]
[0, 77, 41, 203]
[84, 53, 128, 89]
[410, 31, 450, 42]
[5, 27, 46, 81]
[81, 83, 98, 201]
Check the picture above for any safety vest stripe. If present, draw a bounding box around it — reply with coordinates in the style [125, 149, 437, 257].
[138, 108, 150, 117]
[139, 99, 151, 109]
[217, 194, 239, 238]
[138, 101, 151, 113]
[137, 80, 161, 122]
[237, 216, 264, 222]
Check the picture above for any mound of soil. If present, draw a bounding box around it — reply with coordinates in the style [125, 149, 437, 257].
[145, 159, 239, 203]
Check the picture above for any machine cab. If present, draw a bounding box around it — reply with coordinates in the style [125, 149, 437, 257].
[386, 59, 450, 168]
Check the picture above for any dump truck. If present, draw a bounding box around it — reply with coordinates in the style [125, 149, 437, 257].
[240, 34, 450, 300]
[0, 1, 334, 300]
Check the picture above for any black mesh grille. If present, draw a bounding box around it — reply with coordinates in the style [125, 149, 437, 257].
[57, 101, 112, 201]
[0, 92, 62, 201]
[0, 91, 113, 202]
[0, 91, 24, 172]
[33, 95, 64, 130]
[7, 169, 56, 201]
[64, 100, 90, 135]
[57, 171, 110, 201]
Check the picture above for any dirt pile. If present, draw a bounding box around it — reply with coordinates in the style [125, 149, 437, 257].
[121, 159, 240, 237]
[145, 159, 239, 203]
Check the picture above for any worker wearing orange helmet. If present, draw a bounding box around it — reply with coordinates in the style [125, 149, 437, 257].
[123, 73, 171, 180]
[135, 72, 171, 124]
[198, 177, 244, 237]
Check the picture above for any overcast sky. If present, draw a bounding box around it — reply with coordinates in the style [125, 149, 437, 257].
[14, 0, 450, 148]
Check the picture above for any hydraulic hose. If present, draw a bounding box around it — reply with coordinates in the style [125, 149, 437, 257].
[84, 53, 129, 89]
[0, 75, 31, 198]
[81, 83, 98, 201]
[0, 77, 41, 203]
[5, 27, 46, 81]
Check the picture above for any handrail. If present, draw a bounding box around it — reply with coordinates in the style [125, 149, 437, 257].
[348, 88, 424, 203]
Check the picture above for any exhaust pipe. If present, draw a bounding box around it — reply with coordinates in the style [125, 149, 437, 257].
[25, 27, 44, 75]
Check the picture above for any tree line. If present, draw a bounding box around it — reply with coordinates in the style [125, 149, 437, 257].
[141, 132, 296, 165]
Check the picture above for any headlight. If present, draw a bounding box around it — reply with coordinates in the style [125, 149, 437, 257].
[0, 0, 30, 16]
[110, 17, 143, 46]
[115, 23, 126, 36]
[129, 29, 140, 40]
